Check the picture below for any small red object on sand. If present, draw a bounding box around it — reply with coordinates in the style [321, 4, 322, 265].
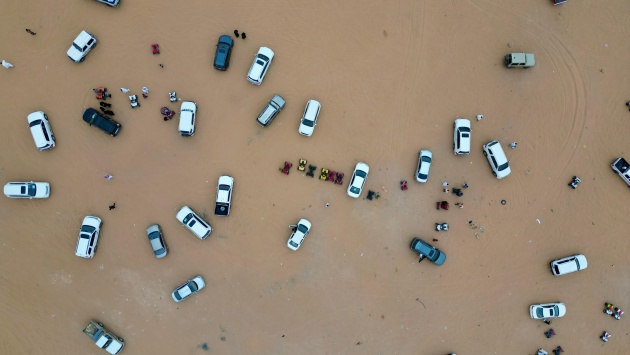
[400, 180, 408, 191]
[152, 44, 160, 54]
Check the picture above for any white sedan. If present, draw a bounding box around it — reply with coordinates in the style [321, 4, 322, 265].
[178, 101, 197, 137]
[172, 275, 206, 302]
[4, 181, 50, 199]
[530, 302, 566, 319]
[347, 162, 370, 198]
[287, 219, 312, 251]
[415, 150, 432, 183]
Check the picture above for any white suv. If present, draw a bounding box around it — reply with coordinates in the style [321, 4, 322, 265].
[482, 140, 511, 179]
[287, 219, 311, 251]
[176, 206, 212, 240]
[550, 254, 587, 276]
[247, 47, 274, 85]
[27, 111, 55, 150]
[75, 216, 102, 258]
[4, 181, 50, 199]
[67, 30, 97, 62]
[453, 118, 471, 155]
[298, 100, 321, 137]
[178, 101, 197, 136]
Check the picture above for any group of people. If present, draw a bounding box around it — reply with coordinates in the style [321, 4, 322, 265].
[604, 302, 624, 320]
[536, 346, 563, 355]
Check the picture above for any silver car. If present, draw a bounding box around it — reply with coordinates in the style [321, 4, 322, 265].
[146, 224, 168, 258]
[172, 275, 206, 302]
[4, 181, 50, 199]
[256, 95, 285, 127]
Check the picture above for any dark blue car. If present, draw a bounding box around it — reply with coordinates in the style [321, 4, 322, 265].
[214, 35, 234, 70]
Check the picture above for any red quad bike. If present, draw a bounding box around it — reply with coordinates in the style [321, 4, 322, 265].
[161, 107, 175, 118]
[151, 44, 160, 54]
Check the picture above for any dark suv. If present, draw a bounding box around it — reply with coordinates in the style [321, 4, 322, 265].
[409, 237, 446, 266]
[213, 35, 234, 71]
[83, 108, 121, 136]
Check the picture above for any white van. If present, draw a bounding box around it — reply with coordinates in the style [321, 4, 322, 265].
[27, 111, 55, 150]
[550, 254, 587, 276]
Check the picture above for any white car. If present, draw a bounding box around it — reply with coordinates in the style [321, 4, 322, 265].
[27, 111, 55, 151]
[287, 219, 311, 251]
[75, 216, 102, 258]
[247, 47, 274, 85]
[176, 206, 212, 240]
[415, 150, 432, 183]
[347, 162, 370, 198]
[550, 254, 587, 276]
[215, 175, 234, 216]
[453, 118, 471, 155]
[298, 100, 321, 137]
[172, 275, 206, 302]
[178, 101, 197, 136]
[482, 140, 511, 179]
[67, 30, 97, 62]
[530, 302, 566, 319]
[4, 181, 50, 199]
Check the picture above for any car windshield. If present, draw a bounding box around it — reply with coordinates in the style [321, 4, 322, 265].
[301, 118, 314, 127]
[27, 183, 36, 196]
[189, 281, 199, 292]
[81, 225, 96, 233]
[72, 43, 82, 51]
[182, 213, 193, 224]
[536, 308, 544, 318]
[182, 109, 193, 113]
[418, 173, 427, 179]
[498, 162, 509, 171]
[257, 54, 269, 62]
[297, 224, 309, 233]
[29, 119, 42, 127]
[350, 186, 360, 193]
[421, 156, 431, 163]
[148, 231, 160, 239]
[219, 184, 230, 191]
[289, 240, 299, 247]
[356, 170, 367, 178]
[459, 127, 470, 133]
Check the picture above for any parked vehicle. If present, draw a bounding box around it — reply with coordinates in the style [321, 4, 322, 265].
[415, 150, 432, 183]
[27, 111, 55, 150]
[552, 0, 567, 4]
[409, 237, 446, 266]
[256, 95, 285, 127]
[82, 320, 124, 354]
[178, 101, 197, 137]
[611, 157, 630, 187]
[176, 206, 212, 240]
[95, 0, 120, 6]
[213, 35, 234, 70]
[287, 219, 311, 251]
[347, 162, 370, 198]
[482, 140, 511, 179]
[530, 302, 566, 319]
[550, 254, 587, 276]
[504, 53, 535, 68]
[75, 216, 102, 258]
[172, 275, 206, 302]
[67, 30, 97, 62]
[247, 47, 274, 85]
[4, 181, 50, 199]
[453, 118, 471, 155]
[83, 108, 121, 137]
[215, 175, 234, 216]
[298, 100, 321, 136]
[146, 224, 168, 258]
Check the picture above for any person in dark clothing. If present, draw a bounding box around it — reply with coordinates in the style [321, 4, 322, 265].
[242, 32, 247, 39]
[234, 29, 239, 38]
[109, 203, 116, 210]
[99, 107, 107, 113]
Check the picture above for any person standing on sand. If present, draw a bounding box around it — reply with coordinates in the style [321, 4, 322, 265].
[241, 32, 246, 39]
[234, 29, 239, 38]
[104, 174, 113, 180]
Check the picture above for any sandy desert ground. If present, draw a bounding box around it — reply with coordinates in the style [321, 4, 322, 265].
[1, 0, 629, 354]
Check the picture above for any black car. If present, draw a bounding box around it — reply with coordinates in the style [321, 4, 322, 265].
[213, 35, 234, 71]
[83, 108, 121, 136]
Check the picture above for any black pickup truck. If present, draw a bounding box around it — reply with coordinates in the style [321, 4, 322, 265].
[83, 108, 121, 136]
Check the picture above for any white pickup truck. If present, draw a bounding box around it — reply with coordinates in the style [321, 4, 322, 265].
[611, 157, 630, 187]
[215, 175, 234, 216]
[82, 320, 124, 354]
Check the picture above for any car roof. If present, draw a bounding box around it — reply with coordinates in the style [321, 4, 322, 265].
[74, 30, 94, 46]
[304, 100, 321, 118]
